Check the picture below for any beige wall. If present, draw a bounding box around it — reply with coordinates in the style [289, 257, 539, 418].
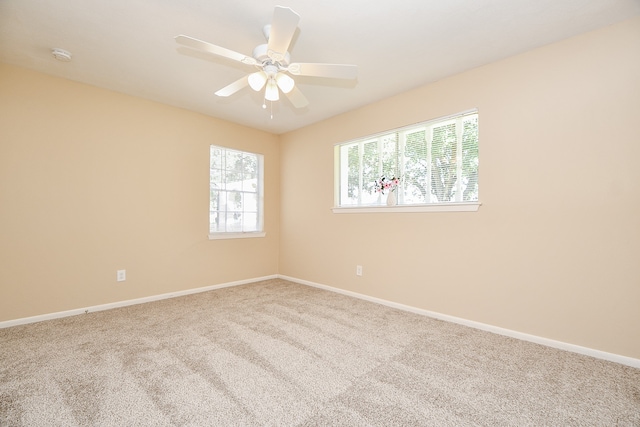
[279, 17, 640, 359]
[0, 64, 280, 321]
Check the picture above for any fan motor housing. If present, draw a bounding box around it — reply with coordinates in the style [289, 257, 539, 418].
[252, 44, 290, 66]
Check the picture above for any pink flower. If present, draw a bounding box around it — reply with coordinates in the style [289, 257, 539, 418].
[374, 176, 401, 194]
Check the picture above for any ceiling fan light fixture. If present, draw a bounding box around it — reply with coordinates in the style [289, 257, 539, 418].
[248, 71, 267, 91]
[265, 79, 279, 101]
[175, 6, 357, 110]
[275, 73, 294, 94]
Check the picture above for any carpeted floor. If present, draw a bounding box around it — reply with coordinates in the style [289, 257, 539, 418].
[1, 278, 639, 426]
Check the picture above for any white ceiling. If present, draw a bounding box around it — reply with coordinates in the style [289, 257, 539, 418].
[1, 1, 639, 134]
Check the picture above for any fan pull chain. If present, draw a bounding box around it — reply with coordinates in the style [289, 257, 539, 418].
[262, 98, 273, 119]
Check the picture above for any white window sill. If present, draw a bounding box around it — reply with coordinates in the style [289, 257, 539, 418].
[208, 232, 266, 240]
[332, 202, 481, 214]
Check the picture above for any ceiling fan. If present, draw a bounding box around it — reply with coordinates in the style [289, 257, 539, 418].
[175, 6, 357, 109]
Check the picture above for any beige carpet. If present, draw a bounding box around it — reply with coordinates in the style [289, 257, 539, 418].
[1, 278, 639, 426]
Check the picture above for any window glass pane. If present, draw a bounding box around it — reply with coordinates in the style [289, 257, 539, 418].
[362, 140, 379, 204]
[242, 212, 258, 232]
[226, 212, 242, 232]
[210, 190, 220, 211]
[335, 110, 478, 208]
[210, 212, 221, 233]
[461, 116, 479, 201]
[431, 122, 457, 203]
[243, 178, 257, 193]
[243, 154, 258, 183]
[244, 192, 257, 212]
[347, 144, 360, 202]
[381, 133, 398, 178]
[243, 152, 257, 169]
[225, 150, 243, 185]
[403, 130, 427, 204]
[242, 156, 258, 192]
[225, 170, 242, 191]
[210, 147, 223, 169]
[210, 145, 264, 235]
[210, 168, 223, 189]
[340, 143, 360, 205]
[226, 191, 243, 210]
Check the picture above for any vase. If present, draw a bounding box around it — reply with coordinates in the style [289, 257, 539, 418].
[386, 190, 397, 206]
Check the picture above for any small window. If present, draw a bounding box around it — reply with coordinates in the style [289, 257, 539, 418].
[209, 145, 264, 239]
[335, 110, 479, 210]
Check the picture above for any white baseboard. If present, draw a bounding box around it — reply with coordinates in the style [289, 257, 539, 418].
[279, 275, 640, 369]
[3, 273, 638, 369]
[0, 275, 278, 329]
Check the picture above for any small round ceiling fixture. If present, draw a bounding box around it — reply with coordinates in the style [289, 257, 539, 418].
[51, 48, 72, 62]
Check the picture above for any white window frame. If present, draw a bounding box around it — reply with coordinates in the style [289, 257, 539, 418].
[333, 109, 480, 213]
[209, 145, 265, 239]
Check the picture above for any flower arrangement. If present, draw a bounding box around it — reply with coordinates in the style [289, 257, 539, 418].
[374, 176, 400, 194]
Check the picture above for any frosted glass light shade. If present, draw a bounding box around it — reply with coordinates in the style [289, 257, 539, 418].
[248, 71, 267, 91]
[265, 80, 279, 101]
[275, 73, 295, 94]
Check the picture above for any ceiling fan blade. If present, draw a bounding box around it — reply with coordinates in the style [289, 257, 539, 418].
[175, 35, 257, 66]
[267, 6, 300, 62]
[214, 76, 249, 97]
[287, 63, 358, 80]
[285, 86, 309, 108]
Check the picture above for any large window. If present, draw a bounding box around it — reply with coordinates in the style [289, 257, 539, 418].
[335, 110, 479, 210]
[210, 145, 264, 238]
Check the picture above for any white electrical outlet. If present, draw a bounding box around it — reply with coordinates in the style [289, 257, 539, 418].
[116, 270, 126, 282]
[356, 265, 363, 276]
